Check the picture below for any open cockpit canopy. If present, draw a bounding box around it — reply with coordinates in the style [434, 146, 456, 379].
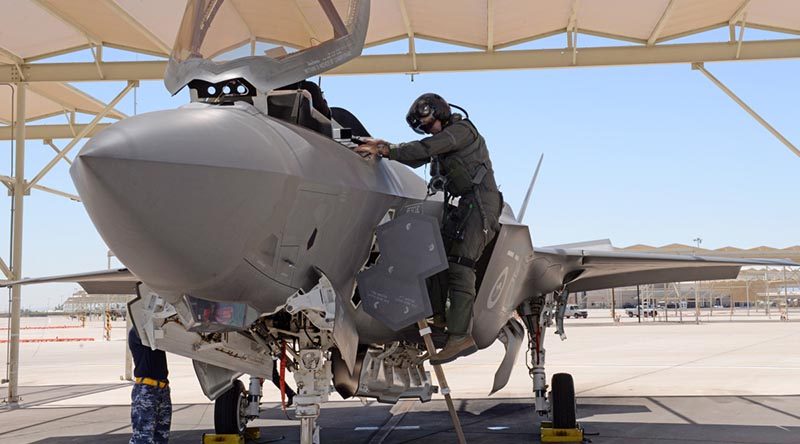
[165, 0, 369, 95]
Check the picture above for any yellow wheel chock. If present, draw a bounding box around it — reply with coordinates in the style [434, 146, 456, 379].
[540, 421, 585, 443]
[201, 427, 260, 444]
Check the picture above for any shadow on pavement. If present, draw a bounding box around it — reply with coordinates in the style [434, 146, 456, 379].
[1, 395, 797, 444]
[1, 384, 130, 410]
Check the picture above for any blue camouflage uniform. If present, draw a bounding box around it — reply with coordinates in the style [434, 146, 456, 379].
[129, 328, 171, 444]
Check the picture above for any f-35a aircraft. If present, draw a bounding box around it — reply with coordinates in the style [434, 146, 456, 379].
[5, 1, 796, 442]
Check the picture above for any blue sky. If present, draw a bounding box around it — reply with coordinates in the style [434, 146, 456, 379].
[1, 31, 798, 310]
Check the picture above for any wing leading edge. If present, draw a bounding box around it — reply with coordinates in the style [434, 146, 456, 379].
[0, 268, 139, 295]
[530, 247, 798, 294]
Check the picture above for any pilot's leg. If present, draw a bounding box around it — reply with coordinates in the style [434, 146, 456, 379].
[431, 203, 492, 365]
[445, 263, 477, 337]
[426, 271, 448, 328]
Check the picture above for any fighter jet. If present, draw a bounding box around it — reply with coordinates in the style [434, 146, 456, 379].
[5, 1, 797, 442]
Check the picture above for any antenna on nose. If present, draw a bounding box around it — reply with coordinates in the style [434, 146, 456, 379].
[517, 153, 544, 223]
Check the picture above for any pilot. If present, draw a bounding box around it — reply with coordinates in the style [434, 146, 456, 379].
[355, 93, 503, 365]
[128, 327, 171, 444]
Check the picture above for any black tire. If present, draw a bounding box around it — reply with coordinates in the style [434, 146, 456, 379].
[551, 373, 577, 429]
[214, 380, 247, 435]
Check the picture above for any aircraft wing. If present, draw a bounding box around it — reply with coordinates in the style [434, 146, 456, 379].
[531, 247, 798, 293]
[0, 268, 139, 295]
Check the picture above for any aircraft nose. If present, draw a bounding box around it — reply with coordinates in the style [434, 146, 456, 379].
[71, 105, 295, 291]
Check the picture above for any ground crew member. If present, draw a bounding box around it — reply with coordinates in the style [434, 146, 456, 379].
[129, 327, 172, 444]
[356, 93, 502, 364]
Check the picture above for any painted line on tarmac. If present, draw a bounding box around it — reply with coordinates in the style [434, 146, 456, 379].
[367, 399, 418, 444]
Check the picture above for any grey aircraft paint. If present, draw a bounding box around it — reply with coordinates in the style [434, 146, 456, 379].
[65, 99, 798, 353]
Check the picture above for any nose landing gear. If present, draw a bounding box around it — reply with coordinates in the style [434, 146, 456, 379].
[214, 379, 248, 435]
[520, 292, 585, 443]
[207, 376, 265, 444]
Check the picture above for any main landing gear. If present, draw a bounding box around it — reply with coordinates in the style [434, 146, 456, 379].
[520, 289, 585, 442]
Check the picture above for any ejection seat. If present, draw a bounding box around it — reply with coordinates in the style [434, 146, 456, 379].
[267, 82, 333, 137]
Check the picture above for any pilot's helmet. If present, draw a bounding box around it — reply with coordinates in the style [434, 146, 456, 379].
[406, 93, 451, 134]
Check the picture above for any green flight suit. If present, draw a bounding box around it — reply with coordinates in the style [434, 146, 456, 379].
[388, 118, 502, 336]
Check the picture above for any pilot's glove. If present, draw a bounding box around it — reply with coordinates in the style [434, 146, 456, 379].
[355, 137, 391, 159]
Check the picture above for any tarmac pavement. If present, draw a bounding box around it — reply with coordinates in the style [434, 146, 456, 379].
[1, 315, 799, 443]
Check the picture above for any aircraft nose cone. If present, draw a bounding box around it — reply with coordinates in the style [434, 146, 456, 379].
[71, 105, 295, 291]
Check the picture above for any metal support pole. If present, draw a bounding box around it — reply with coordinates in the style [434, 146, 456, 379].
[636, 285, 641, 323]
[729, 283, 734, 320]
[610, 288, 616, 322]
[765, 267, 770, 318]
[746, 281, 750, 316]
[692, 62, 800, 158]
[123, 313, 133, 380]
[109, 250, 133, 380]
[416, 320, 466, 444]
[783, 266, 789, 320]
[7, 82, 26, 405]
[695, 281, 700, 324]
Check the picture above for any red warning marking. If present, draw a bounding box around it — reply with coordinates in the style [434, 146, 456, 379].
[0, 337, 95, 343]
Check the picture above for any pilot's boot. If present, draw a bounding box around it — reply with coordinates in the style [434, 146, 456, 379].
[430, 262, 479, 364]
[430, 334, 477, 365]
[427, 314, 447, 329]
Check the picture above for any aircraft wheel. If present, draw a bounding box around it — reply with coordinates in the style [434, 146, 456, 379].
[214, 379, 247, 435]
[551, 373, 577, 429]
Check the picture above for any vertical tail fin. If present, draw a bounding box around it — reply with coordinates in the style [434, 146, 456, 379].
[517, 153, 544, 223]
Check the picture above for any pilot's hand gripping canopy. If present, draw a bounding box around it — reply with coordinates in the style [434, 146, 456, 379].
[165, 0, 370, 95]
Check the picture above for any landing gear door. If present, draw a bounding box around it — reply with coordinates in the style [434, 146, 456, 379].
[165, 0, 370, 95]
[357, 214, 449, 331]
[472, 220, 534, 349]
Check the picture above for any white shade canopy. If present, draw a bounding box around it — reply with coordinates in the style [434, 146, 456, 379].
[1, 1, 798, 134]
[0, 82, 127, 124]
[0, 0, 797, 62]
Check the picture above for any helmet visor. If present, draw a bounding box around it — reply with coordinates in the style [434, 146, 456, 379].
[406, 103, 434, 134]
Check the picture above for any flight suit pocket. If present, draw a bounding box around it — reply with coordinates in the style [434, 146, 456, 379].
[442, 199, 475, 242]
